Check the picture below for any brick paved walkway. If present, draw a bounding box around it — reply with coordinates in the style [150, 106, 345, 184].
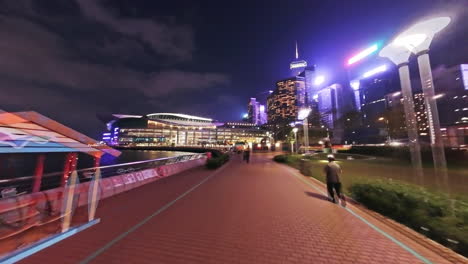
[20, 153, 455, 264]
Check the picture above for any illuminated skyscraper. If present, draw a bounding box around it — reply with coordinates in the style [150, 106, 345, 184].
[267, 77, 306, 124]
[384, 92, 429, 139]
[298, 65, 317, 106]
[432, 64, 468, 126]
[317, 84, 343, 129]
[248, 98, 267, 125]
[290, 42, 308, 77]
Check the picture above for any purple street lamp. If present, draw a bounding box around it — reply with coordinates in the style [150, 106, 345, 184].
[298, 107, 311, 153]
[379, 42, 423, 173]
[393, 17, 451, 171]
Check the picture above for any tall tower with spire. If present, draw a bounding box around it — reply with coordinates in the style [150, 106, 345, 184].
[290, 41, 308, 77]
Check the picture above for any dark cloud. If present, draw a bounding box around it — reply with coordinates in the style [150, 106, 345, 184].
[0, 1, 229, 137]
[75, 0, 194, 61]
[143, 71, 229, 97]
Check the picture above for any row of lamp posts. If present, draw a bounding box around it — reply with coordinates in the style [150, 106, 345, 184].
[290, 17, 450, 173]
[379, 17, 450, 177]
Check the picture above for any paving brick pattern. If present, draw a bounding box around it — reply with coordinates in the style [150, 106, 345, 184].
[21, 153, 454, 264]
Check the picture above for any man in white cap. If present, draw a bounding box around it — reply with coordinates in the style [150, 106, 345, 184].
[324, 154, 346, 206]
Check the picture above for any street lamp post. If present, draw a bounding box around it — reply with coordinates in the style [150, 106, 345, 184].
[298, 108, 311, 154]
[378, 117, 391, 143]
[392, 17, 450, 171]
[292, 127, 298, 153]
[379, 43, 423, 174]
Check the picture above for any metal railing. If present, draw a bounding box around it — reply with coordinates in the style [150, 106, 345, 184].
[0, 152, 206, 259]
[0, 153, 206, 197]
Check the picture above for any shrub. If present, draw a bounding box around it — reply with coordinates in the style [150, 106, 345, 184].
[206, 154, 230, 169]
[273, 154, 302, 168]
[273, 155, 287, 163]
[349, 180, 468, 256]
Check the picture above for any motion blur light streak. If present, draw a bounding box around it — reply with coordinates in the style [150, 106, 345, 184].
[347, 44, 379, 65]
[362, 65, 387, 78]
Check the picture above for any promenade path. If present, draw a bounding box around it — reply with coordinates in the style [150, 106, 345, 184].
[20, 153, 456, 264]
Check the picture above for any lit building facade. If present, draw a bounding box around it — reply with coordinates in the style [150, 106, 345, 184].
[267, 77, 306, 124]
[346, 70, 400, 143]
[384, 92, 430, 139]
[432, 64, 468, 147]
[298, 66, 317, 105]
[247, 98, 267, 125]
[432, 64, 468, 126]
[317, 84, 343, 129]
[102, 113, 269, 147]
[360, 78, 395, 128]
[441, 125, 468, 148]
[413, 93, 430, 137]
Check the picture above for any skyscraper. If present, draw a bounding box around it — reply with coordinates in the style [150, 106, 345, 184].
[290, 42, 308, 77]
[360, 78, 394, 128]
[431, 64, 468, 126]
[267, 77, 306, 124]
[298, 65, 316, 105]
[317, 84, 343, 129]
[247, 98, 267, 125]
[384, 92, 429, 140]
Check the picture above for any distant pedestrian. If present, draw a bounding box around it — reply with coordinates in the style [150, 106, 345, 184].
[243, 147, 251, 163]
[323, 155, 346, 206]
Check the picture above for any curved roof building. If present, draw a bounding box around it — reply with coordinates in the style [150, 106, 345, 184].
[146, 113, 217, 127]
[103, 112, 268, 147]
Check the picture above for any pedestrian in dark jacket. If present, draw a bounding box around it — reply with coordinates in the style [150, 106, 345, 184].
[243, 147, 251, 163]
[324, 155, 346, 206]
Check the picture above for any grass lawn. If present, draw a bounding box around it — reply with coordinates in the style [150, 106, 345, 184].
[274, 153, 468, 257]
[295, 153, 468, 197]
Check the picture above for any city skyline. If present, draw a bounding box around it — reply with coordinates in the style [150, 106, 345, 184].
[0, 0, 467, 138]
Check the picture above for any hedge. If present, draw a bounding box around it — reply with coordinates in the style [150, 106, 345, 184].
[273, 154, 302, 167]
[206, 154, 230, 169]
[349, 180, 468, 256]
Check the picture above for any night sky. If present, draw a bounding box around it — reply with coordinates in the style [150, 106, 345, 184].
[1, 0, 467, 138]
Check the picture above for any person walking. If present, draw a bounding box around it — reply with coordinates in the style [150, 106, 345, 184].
[243, 146, 251, 163]
[323, 154, 346, 206]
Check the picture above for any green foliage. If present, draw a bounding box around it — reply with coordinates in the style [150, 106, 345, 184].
[276, 152, 468, 256]
[273, 155, 288, 163]
[349, 180, 468, 256]
[273, 154, 302, 167]
[206, 154, 230, 169]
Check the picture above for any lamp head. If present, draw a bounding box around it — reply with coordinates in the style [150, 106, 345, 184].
[379, 43, 412, 66]
[350, 80, 360, 91]
[298, 107, 311, 120]
[393, 17, 451, 53]
[314, 75, 325, 86]
[292, 128, 298, 133]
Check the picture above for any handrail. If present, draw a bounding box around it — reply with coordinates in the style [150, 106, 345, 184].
[80, 154, 200, 171]
[0, 153, 206, 191]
